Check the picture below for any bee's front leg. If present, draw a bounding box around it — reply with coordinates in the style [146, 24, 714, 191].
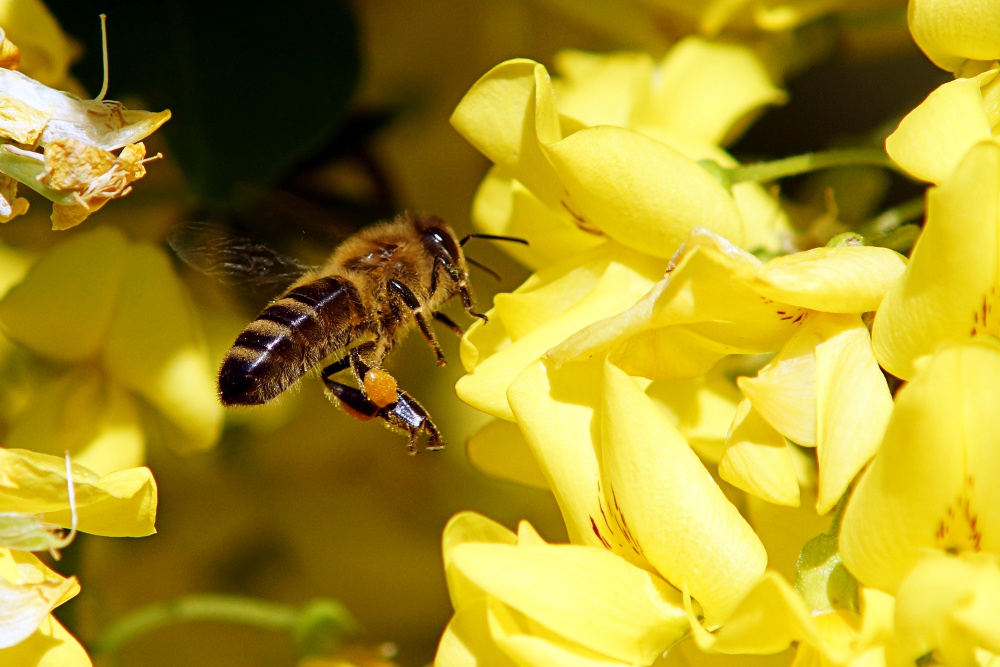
[322, 380, 444, 454]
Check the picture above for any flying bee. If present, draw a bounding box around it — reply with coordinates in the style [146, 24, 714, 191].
[171, 212, 525, 453]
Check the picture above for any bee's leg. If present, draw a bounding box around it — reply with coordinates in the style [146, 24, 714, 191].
[382, 388, 444, 454]
[348, 344, 400, 409]
[323, 378, 380, 421]
[319, 354, 351, 379]
[388, 278, 446, 366]
[323, 380, 444, 454]
[432, 311, 464, 336]
[434, 257, 488, 324]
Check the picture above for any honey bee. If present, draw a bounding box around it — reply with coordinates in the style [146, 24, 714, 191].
[176, 212, 523, 453]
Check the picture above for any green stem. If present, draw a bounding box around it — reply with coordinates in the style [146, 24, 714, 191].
[704, 148, 901, 187]
[91, 594, 359, 657]
[859, 195, 925, 236]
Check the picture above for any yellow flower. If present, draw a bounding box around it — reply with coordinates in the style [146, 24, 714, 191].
[840, 339, 1000, 594]
[508, 356, 767, 626]
[0, 227, 222, 471]
[0, 67, 169, 228]
[893, 551, 1000, 665]
[435, 511, 689, 666]
[0, 447, 156, 664]
[833, 339, 1000, 663]
[908, 0, 1000, 75]
[451, 39, 787, 270]
[551, 228, 904, 513]
[873, 140, 1000, 379]
[885, 69, 1000, 185]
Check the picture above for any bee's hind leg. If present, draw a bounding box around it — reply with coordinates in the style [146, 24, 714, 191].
[322, 379, 444, 454]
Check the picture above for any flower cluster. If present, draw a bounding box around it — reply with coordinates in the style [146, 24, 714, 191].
[0, 12, 169, 229]
[436, 2, 1000, 665]
[0, 448, 156, 665]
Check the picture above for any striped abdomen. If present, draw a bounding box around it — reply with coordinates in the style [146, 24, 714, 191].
[219, 276, 363, 406]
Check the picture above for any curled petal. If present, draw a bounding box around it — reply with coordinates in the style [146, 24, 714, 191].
[885, 71, 996, 184]
[908, 0, 1000, 73]
[750, 246, 906, 313]
[0, 448, 156, 537]
[602, 360, 766, 624]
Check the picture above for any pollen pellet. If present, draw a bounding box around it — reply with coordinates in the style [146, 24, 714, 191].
[364, 369, 398, 407]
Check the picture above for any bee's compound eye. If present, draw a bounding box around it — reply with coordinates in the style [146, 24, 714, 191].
[423, 226, 460, 262]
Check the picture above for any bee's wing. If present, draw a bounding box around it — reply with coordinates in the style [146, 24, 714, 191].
[168, 222, 314, 288]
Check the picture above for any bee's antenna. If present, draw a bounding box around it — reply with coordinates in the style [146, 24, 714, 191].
[465, 255, 502, 281]
[459, 233, 529, 247]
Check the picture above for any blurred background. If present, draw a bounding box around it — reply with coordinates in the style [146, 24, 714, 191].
[0, 0, 947, 665]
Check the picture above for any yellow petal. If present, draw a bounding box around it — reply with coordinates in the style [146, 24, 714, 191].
[646, 371, 742, 464]
[0, 613, 90, 666]
[554, 51, 653, 129]
[719, 399, 800, 507]
[0, 68, 170, 151]
[885, 71, 996, 184]
[700, 571, 836, 659]
[908, 0, 1000, 73]
[873, 140, 1000, 380]
[602, 360, 766, 624]
[0, 226, 128, 362]
[814, 315, 892, 514]
[751, 246, 907, 313]
[442, 512, 517, 612]
[0, 448, 156, 537]
[458, 245, 661, 420]
[631, 37, 786, 148]
[841, 339, 1000, 594]
[451, 541, 687, 665]
[435, 597, 519, 667]
[739, 319, 819, 447]
[471, 168, 603, 271]
[507, 359, 606, 548]
[488, 598, 636, 667]
[0, 0, 74, 86]
[0, 549, 77, 650]
[542, 125, 743, 256]
[4, 369, 145, 475]
[0, 92, 50, 144]
[552, 229, 799, 368]
[102, 242, 222, 452]
[450, 59, 565, 211]
[466, 419, 549, 490]
[894, 552, 1000, 665]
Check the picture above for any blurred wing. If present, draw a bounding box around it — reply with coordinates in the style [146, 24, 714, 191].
[168, 222, 313, 288]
